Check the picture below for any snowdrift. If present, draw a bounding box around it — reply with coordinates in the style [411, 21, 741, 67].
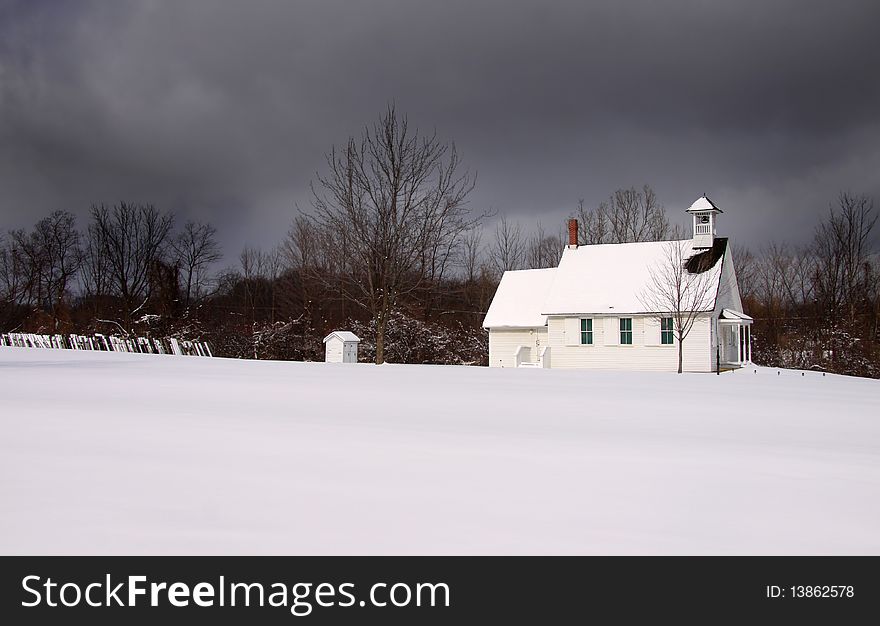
[1, 347, 878, 555]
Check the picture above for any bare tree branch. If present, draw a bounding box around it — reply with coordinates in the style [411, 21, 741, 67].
[640, 240, 720, 373]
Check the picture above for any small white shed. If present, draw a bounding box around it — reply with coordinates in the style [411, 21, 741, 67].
[323, 331, 361, 363]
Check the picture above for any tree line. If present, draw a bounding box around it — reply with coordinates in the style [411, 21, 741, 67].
[1, 107, 878, 375]
[734, 192, 879, 376]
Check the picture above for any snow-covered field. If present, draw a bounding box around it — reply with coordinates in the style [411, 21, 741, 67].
[1, 347, 878, 555]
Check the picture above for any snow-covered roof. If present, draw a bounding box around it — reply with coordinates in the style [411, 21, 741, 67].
[720, 308, 753, 322]
[686, 195, 722, 213]
[540, 239, 725, 316]
[323, 331, 360, 343]
[482, 268, 556, 328]
[483, 239, 728, 326]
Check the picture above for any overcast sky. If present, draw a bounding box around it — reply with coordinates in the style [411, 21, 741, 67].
[1, 0, 879, 256]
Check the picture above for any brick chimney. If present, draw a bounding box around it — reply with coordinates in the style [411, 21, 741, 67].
[568, 218, 578, 249]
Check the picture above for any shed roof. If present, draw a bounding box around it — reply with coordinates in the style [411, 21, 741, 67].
[481, 268, 556, 328]
[323, 331, 361, 343]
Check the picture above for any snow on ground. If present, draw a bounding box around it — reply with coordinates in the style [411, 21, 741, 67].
[1, 347, 878, 555]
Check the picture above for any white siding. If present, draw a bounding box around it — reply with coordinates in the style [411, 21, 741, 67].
[488, 327, 549, 368]
[710, 246, 745, 370]
[603, 317, 617, 346]
[325, 337, 344, 363]
[644, 316, 661, 347]
[546, 314, 713, 372]
[563, 317, 580, 346]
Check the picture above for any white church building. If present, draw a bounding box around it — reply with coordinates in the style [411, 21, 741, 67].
[482, 196, 752, 372]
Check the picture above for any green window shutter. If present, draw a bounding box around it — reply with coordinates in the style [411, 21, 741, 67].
[619, 318, 632, 344]
[661, 317, 673, 344]
[580, 318, 593, 344]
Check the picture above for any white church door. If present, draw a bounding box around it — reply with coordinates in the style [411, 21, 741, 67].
[722, 325, 738, 364]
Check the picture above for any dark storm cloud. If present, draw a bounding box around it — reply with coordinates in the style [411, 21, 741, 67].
[1, 0, 879, 255]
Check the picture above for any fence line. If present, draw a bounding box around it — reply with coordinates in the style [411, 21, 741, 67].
[0, 332, 212, 357]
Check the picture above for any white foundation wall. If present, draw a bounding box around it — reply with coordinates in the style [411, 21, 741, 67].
[488, 327, 548, 368]
[545, 315, 713, 372]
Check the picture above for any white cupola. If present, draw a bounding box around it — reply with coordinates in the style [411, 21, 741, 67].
[686, 195, 722, 249]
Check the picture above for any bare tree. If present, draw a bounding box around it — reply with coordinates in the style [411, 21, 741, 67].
[640, 240, 720, 373]
[812, 192, 877, 322]
[417, 186, 485, 319]
[283, 215, 326, 325]
[238, 246, 264, 323]
[82, 225, 112, 303]
[753, 244, 786, 345]
[171, 221, 222, 307]
[8, 229, 42, 309]
[525, 221, 564, 269]
[1, 232, 30, 308]
[89, 202, 174, 329]
[8, 211, 83, 327]
[866, 256, 880, 340]
[309, 105, 476, 363]
[0, 235, 15, 328]
[0, 234, 27, 312]
[731, 243, 757, 307]
[284, 215, 318, 271]
[575, 198, 608, 245]
[37, 211, 83, 324]
[285, 213, 358, 323]
[774, 244, 815, 310]
[489, 216, 525, 276]
[749, 242, 816, 349]
[460, 227, 483, 284]
[576, 185, 670, 244]
[264, 245, 284, 323]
